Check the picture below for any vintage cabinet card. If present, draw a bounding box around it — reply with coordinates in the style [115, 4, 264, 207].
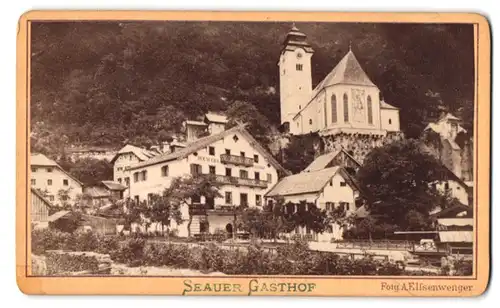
[16, 11, 491, 296]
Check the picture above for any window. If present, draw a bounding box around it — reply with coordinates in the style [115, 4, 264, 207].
[225, 168, 232, 177]
[299, 105, 301, 110]
[48, 196, 55, 201]
[445, 182, 450, 190]
[331, 94, 337, 123]
[323, 99, 328, 128]
[240, 151, 245, 157]
[161, 165, 169, 177]
[31, 167, 37, 173]
[209, 165, 216, 175]
[147, 193, 154, 205]
[367, 95, 373, 124]
[343, 93, 349, 122]
[240, 170, 248, 179]
[225, 192, 232, 204]
[240, 193, 248, 207]
[46, 168, 53, 173]
[117, 178, 122, 184]
[457, 186, 461, 190]
[340, 181, 347, 187]
[30, 179, 36, 185]
[133, 172, 139, 182]
[208, 146, 215, 156]
[125, 177, 130, 186]
[47, 179, 52, 186]
[253, 154, 259, 163]
[296, 64, 303, 71]
[199, 220, 210, 233]
[389, 119, 392, 125]
[225, 149, 231, 155]
[61, 195, 68, 201]
[63, 179, 69, 186]
[141, 170, 147, 181]
[134, 195, 139, 203]
[256, 195, 262, 206]
[190, 164, 202, 176]
[267, 173, 272, 182]
[309, 119, 312, 125]
[254, 172, 260, 181]
[203, 197, 214, 209]
[117, 167, 122, 171]
[191, 194, 201, 203]
[325, 202, 334, 211]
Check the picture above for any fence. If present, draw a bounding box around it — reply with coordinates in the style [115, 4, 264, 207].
[335, 240, 414, 251]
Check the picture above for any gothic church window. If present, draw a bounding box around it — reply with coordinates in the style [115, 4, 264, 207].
[331, 94, 337, 123]
[323, 99, 328, 128]
[343, 93, 349, 122]
[367, 95, 373, 124]
[309, 119, 312, 125]
[389, 119, 392, 125]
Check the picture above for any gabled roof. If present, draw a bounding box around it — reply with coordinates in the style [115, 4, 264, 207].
[204, 113, 228, 124]
[31, 153, 58, 166]
[129, 125, 288, 174]
[84, 186, 110, 198]
[303, 148, 361, 173]
[185, 120, 207, 126]
[101, 180, 127, 191]
[30, 153, 83, 186]
[110, 144, 159, 164]
[266, 166, 341, 197]
[48, 210, 72, 222]
[380, 101, 399, 110]
[311, 50, 376, 98]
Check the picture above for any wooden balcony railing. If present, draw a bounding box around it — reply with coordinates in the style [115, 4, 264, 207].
[220, 154, 254, 167]
[212, 174, 267, 188]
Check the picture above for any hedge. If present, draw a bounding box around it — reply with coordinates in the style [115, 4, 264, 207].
[32, 229, 471, 276]
[45, 251, 99, 275]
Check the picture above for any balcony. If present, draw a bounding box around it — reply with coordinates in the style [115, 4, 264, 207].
[212, 174, 268, 188]
[220, 154, 254, 167]
[189, 203, 245, 216]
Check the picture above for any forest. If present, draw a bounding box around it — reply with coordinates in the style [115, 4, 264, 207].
[30, 21, 474, 155]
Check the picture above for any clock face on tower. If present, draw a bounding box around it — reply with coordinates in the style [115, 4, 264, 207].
[297, 52, 302, 59]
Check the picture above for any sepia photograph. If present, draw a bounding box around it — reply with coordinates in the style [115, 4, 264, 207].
[16, 11, 491, 296]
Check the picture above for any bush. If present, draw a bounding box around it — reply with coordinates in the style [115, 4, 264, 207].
[31, 228, 72, 254]
[109, 237, 146, 266]
[45, 251, 99, 275]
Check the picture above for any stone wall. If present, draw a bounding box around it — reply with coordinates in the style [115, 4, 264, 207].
[319, 131, 405, 164]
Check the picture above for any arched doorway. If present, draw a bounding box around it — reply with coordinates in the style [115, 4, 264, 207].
[225, 223, 233, 237]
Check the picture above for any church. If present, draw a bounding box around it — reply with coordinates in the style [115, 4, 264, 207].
[279, 25, 401, 137]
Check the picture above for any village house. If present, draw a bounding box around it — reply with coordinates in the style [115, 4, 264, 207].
[125, 124, 287, 237]
[65, 146, 117, 161]
[265, 166, 364, 241]
[30, 153, 83, 207]
[82, 180, 128, 210]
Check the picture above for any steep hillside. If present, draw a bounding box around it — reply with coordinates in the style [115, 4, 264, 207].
[30, 21, 474, 154]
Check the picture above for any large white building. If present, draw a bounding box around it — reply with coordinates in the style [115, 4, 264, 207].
[124, 124, 287, 237]
[30, 153, 83, 207]
[278, 25, 401, 137]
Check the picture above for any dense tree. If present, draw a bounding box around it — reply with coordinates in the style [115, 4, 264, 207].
[278, 133, 319, 174]
[57, 157, 113, 186]
[356, 139, 453, 230]
[146, 191, 183, 237]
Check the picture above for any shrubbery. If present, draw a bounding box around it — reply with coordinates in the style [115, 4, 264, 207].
[45, 251, 99, 275]
[32, 228, 471, 276]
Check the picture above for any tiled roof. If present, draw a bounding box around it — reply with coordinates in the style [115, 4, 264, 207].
[266, 166, 340, 197]
[84, 186, 110, 198]
[204, 113, 228, 124]
[31, 153, 58, 166]
[311, 50, 375, 98]
[101, 180, 127, 191]
[129, 125, 287, 174]
[303, 149, 361, 173]
[110, 144, 160, 163]
[380, 101, 399, 110]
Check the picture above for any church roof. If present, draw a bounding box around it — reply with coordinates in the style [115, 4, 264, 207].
[311, 50, 376, 98]
[281, 24, 314, 54]
[380, 101, 399, 110]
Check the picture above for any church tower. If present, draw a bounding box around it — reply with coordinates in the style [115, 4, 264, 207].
[278, 24, 314, 127]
